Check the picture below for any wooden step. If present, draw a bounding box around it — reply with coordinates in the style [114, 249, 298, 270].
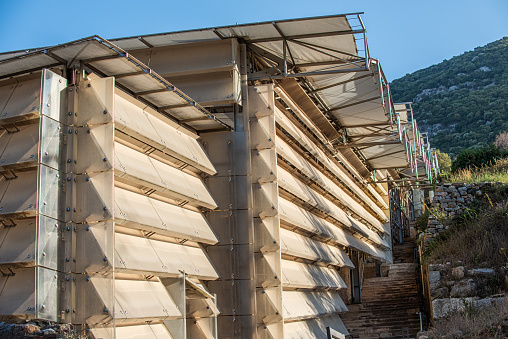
[341, 238, 421, 339]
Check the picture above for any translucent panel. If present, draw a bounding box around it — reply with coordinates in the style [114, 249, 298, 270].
[151, 240, 219, 280]
[75, 273, 114, 326]
[281, 260, 346, 290]
[37, 215, 59, 270]
[0, 123, 39, 169]
[278, 166, 387, 249]
[113, 324, 174, 339]
[76, 123, 114, 174]
[149, 156, 217, 209]
[75, 171, 114, 223]
[38, 164, 63, 221]
[114, 142, 162, 190]
[0, 81, 16, 113]
[92, 57, 142, 77]
[187, 317, 217, 339]
[114, 232, 167, 275]
[275, 107, 388, 219]
[36, 267, 58, 321]
[182, 135, 216, 175]
[41, 69, 67, 122]
[0, 76, 40, 124]
[279, 197, 388, 260]
[39, 116, 63, 170]
[0, 218, 36, 266]
[180, 207, 217, 244]
[89, 325, 115, 339]
[284, 315, 349, 338]
[76, 221, 114, 274]
[115, 187, 217, 244]
[115, 142, 217, 209]
[145, 112, 216, 174]
[0, 268, 35, 316]
[77, 77, 114, 126]
[0, 130, 11, 160]
[114, 187, 163, 230]
[116, 233, 217, 283]
[279, 228, 353, 268]
[178, 245, 219, 280]
[114, 94, 163, 147]
[116, 73, 165, 93]
[115, 279, 181, 321]
[282, 290, 347, 321]
[0, 169, 37, 218]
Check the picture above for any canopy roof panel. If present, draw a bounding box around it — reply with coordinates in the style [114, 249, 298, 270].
[0, 36, 232, 133]
[111, 14, 361, 63]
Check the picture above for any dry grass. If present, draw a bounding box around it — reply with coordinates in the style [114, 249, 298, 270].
[424, 185, 508, 296]
[446, 158, 508, 183]
[428, 298, 508, 338]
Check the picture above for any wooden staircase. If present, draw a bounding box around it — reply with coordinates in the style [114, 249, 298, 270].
[341, 238, 421, 339]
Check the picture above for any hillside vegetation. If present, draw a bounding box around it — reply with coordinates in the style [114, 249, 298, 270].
[390, 37, 508, 157]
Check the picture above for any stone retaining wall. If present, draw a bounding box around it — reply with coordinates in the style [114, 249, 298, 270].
[425, 182, 502, 241]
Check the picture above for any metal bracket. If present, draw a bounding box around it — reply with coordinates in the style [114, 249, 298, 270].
[0, 268, 16, 277]
[0, 219, 17, 228]
[1, 170, 18, 181]
[3, 124, 21, 134]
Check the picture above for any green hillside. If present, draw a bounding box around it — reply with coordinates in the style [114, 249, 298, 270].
[390, 37, 508, 157]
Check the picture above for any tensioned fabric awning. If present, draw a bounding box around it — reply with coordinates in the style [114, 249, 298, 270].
[0, 36, 232, 132]
[106, 13, 420, 175]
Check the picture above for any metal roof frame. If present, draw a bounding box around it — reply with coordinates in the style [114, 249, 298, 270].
[0, 36, 233, 133]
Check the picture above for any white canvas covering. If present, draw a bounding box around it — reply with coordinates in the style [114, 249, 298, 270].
[91, 324, 174, 339]
[115, 93, 216, 174]
[281, 259, 347, 290]
[114, 187, 217, 244]
[279, 228, 353, 268]
[114, 142, 217, 209]
[275, 106, 388, 211]
[114, 232, 219, 280]
[279, 197, 390, 261]
[277, 166, 388, 249]
[284, 315, 349, 338]
[112, 15, 358, 63]
[0, 37, 231, 132]
[277, 135, 387, 225]
[115, 279, 181, 322]
[282, 290, 347, 321]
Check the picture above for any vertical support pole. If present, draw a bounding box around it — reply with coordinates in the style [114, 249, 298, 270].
[163, 272, 187, 339]
[249, 84, 283, 339]
[72, 73, 116, 338]
[38, 69, 68, 322]
[202, 42, 258, 339]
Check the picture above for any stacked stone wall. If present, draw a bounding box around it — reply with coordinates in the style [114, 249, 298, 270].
[426, 182, 500, 240]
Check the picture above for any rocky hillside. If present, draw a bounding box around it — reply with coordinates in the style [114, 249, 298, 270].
[390, 37, 508, 157]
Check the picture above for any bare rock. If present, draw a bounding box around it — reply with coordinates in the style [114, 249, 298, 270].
[451, 266, 465, 280]
[432, 298, 473, 318]
[450, 280, 476, 297]
[432, 287, 449, 298]
[24, 323, 41, 335]
[429, 270, 441, 284]
[468, 268, 496, 276]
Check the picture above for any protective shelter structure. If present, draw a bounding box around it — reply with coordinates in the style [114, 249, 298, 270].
[0, 13, 438, 339]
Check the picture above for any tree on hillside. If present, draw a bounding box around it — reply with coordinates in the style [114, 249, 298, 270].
[495, 131, 508, 150]
[451, 144, 506, 172]
[435, 150, 451, 174]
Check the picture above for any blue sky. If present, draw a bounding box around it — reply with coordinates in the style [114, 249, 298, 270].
[0, 0, 507, 81]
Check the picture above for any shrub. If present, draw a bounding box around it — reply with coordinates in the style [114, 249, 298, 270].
[451, 144, 506, 172]
[436, 150, 452, 174]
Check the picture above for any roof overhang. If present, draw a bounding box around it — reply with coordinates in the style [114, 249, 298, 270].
[0, 36, 233, 133]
